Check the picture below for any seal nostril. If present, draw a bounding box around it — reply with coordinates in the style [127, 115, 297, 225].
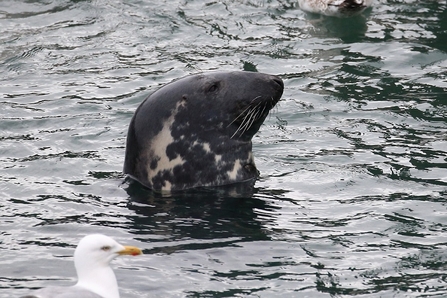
[272, 77, 284, 89]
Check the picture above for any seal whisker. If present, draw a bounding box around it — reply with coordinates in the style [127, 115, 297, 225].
[228, 97, 264, 139]
[241, 108, 258, 132]
[227, 104, 255, 128]
[232, 106, 257, 138]
[242, 102, 262, 122]
[227, 95, 263, 128]
[231, 106, 256, 139]
[249, 95, 262, 104]
[232, 102, 266, 138]
[259, 103, 267, 117]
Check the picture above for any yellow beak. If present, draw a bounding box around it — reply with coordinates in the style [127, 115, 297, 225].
[118, 245, 143, 256]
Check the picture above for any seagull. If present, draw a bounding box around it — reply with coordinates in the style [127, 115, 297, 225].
[297, 0, 374, 17]
[20, 234, 142, 298]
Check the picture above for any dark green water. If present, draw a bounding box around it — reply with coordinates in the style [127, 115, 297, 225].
[1, 0, 447, 297]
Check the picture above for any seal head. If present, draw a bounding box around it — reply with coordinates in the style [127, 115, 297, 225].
[124, 71, 284, 191]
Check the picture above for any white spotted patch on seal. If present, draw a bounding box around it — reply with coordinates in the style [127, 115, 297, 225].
[124, 71, 284, 192]
[146, 101, 186, 190]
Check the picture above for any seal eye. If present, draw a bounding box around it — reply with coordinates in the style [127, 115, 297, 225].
[207, 83, 218, 93]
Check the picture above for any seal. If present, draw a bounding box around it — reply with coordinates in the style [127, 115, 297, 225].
[298, 0, 374, 17]
[124, 71, 284, 192]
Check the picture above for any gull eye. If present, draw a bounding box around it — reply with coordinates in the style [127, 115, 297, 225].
[101, 246, 111, 251]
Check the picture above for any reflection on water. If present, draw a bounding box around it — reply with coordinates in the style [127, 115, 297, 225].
[1, 0, 447, 297]
[303, 14, 371, 42]
[126, 181, 271, 246]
